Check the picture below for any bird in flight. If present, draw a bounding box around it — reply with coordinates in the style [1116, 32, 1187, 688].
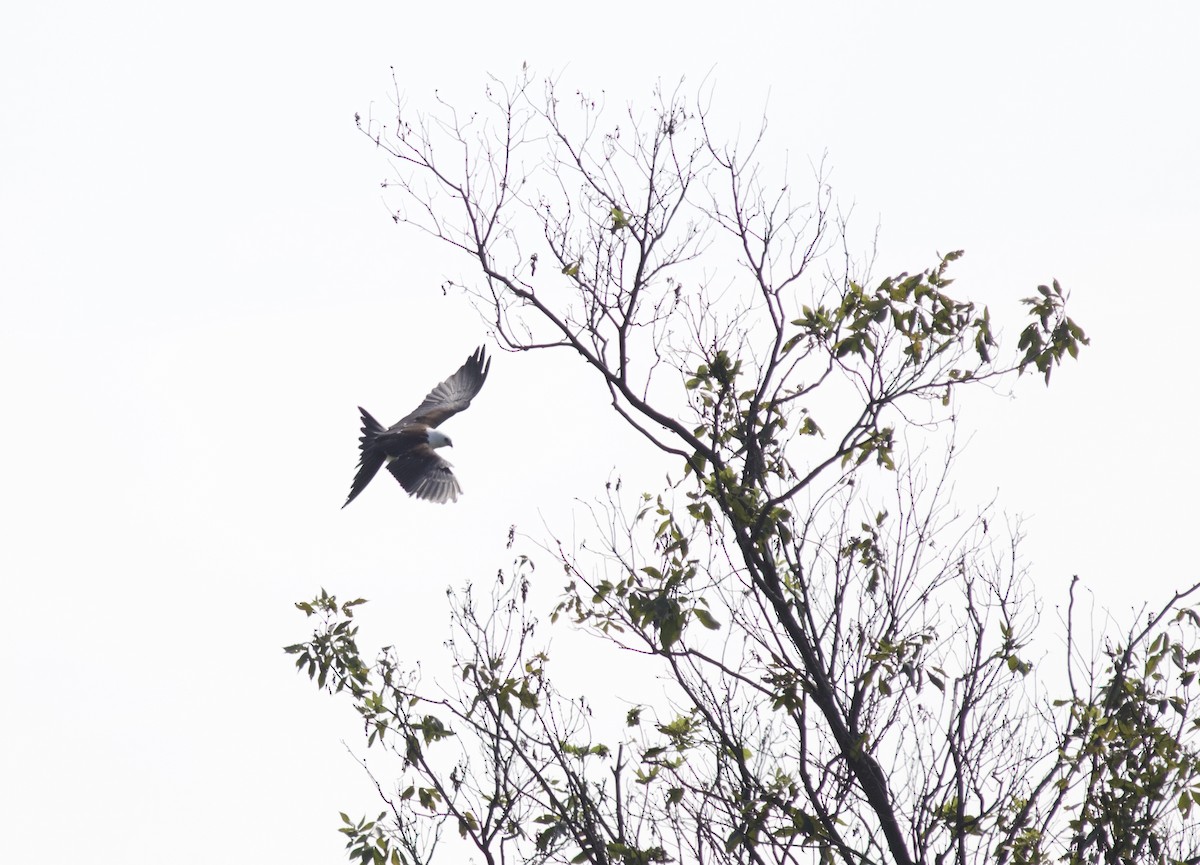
[343, 346, 491, 507]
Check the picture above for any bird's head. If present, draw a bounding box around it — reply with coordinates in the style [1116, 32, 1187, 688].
[427, 429, 453, 449]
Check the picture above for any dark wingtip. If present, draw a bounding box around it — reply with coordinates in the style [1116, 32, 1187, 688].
[345, 412, 386, 507]
[473, 345, 491, 383]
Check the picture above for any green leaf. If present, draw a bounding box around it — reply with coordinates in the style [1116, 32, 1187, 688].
[693, 608, 721, 630]
[660, 616, 682, 651]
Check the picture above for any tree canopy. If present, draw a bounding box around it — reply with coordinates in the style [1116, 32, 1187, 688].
[290, 72, 1200, 865]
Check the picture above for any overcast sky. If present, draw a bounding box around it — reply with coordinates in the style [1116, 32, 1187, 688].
[3, 3, 1198, 863]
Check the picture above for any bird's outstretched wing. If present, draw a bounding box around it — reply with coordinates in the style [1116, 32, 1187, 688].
[343, 407, 387, 508]
[393, 346, 490, 429]
[386, 446, 462, 504]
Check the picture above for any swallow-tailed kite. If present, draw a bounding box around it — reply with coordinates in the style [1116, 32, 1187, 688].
[343, 346, 491, 506]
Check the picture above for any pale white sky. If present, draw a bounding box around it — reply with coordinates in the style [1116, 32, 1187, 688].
[2, 3, 1197, 863]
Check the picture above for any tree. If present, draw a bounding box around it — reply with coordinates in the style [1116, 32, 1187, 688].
[290, 72, 1200, 865]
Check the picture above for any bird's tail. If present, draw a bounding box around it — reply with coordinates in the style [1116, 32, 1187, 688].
[343, 407, 387, 508]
